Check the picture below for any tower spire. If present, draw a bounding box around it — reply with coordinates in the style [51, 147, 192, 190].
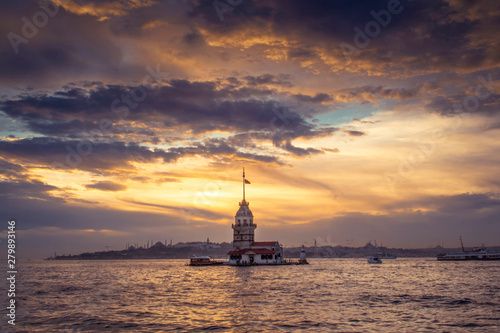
[243, 167, 245, 201]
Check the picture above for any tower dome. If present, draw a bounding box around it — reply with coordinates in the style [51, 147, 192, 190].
[236, 199, 253, 218]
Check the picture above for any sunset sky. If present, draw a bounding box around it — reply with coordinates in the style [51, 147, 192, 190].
[1, 0, 500, 258]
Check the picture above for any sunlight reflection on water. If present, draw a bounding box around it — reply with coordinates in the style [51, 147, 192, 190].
[2, 258, 499, 332]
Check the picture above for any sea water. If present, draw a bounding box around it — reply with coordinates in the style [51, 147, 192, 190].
[1, 258, 498, 332]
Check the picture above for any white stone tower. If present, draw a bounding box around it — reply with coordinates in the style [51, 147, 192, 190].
[232, 168, 256, 250]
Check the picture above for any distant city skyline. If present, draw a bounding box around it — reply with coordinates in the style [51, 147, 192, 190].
[1, 0, 500, 259]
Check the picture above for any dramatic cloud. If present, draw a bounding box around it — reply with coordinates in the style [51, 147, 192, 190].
[188, 0, 500, 76]
[1, 81, 287, 135]
[334, 86, 418, 104]
[425, 91, 500, 115]
[293, 93, 333, 104]
[342, 130, 366, 137]
[0, 158, 27, 179]
[242, 74, 293, 87]
[52, 0, 157, 19]
[0, 2, 128, 86]
[85, 181, 127, 192]
[0, 137, 287, 174]
[0, 179, 60, 201]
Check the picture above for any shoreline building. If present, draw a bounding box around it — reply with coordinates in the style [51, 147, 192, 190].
[227, 168, 283, 265]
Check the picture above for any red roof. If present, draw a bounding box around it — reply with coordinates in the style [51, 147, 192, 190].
[253, 241, 279, 246]
[228, 248, 275, 255]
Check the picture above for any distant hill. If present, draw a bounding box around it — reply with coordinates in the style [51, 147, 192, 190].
[48, 241, 500, 260]
[50, 241, 233, 260]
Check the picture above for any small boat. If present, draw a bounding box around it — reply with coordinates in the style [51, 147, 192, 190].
[188, 256, 224, 266]
[367, 256, 382, 264]
[437, 237, 500, 261]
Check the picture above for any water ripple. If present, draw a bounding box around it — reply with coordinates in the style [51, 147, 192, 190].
[2, 258, 498, 332]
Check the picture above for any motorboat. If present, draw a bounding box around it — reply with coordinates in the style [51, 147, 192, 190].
[367, 256, 382, 264]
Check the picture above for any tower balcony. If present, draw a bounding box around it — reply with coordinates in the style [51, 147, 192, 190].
[232, 224, 257, 229]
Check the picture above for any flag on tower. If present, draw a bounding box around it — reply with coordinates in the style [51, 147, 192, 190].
[245, 179, 251, 184]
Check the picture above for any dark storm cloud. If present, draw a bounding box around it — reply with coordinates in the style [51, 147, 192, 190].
[279, 141, 324, 156]
[0, 158, 71, 204]
[27, 119, 99, 137]
[188, 0, 273, 29]
[0, 137, 175, 171]
[0, 179, 59, 201]
[0, 158, 27, 179]
[352, 118, 380, 124]
[0, 137, 284, 173]
[219, 133, 328, 158]
[1, 79, 278, 132]
[90, 0, 500, 80]
[85, 181, 127, 192]
[2, 0, 499, 90]
[189, 0, 500, 75]
[0, 79, 339, 156]
[236, 152, 283, 164]
[335, 85, 418, 103]
[425, 92, 500, 116]
[168, 140, 285, 165]
[287, 47, 318, 60]
[242, 74, 293, 87]
[182, 31, 205, 45]
[292, 93, 333, 104]
[0, 1, 128, 85]
[191, 0, 387, 34]
[425, 96, 461, 115]
[343, 130, 366, 137]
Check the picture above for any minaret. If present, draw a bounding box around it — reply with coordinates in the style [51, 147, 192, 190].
[232, 168, 256, 250]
